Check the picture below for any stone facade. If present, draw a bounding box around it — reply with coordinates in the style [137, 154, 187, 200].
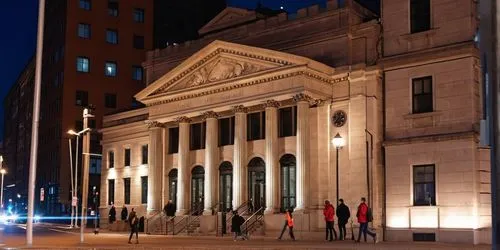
[99, 0, 491, 244]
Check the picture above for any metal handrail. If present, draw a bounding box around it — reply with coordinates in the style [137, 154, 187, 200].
[223, 200, 251, 233]
[241, 207, 264, 235]
[145, 211, 163, 234]
[170, 205, 204, 235]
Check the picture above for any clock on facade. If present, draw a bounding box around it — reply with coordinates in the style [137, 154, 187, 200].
[332, 110, 347, 127]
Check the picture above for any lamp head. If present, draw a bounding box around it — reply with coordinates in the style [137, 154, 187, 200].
[67, 129, 77, 136]
[0, 169, 6, 175]
[332, 133, 345, 149]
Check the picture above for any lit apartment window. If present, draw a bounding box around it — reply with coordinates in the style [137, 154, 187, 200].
[106, 29, 118, 44]
[247, 111, 265, 141]
[75, 90, 88, 106]
[134, 8, 144, 23]
[413, 165, 436, 206]
[124, 148, 131, 166]
[142, 145, 148, 165]
[168, 127, 179, 154]
[105, 61, 117, 77]
[78, 23, 91, 39]
[218, 117, 235, 146]
[412, 76, 433, 114]
[108, 0, 119, 17]
[410, 0, 431, 33]
[124, 178, 131, 204]
[132, 66, 143, 80]
[108, 179, 115, 205]
[190, 122, 206, 150]
[105, 93, 117, 108]
[278, 106, 297, 137]
[108, 151, 114, 168]
[133, 35, 144, 49]
[141, 176, 148, 204]
[79, 0, 91, 10]
[76, 57, 90, 72]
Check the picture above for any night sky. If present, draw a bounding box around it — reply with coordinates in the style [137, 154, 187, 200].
[0, 0, 379, 140]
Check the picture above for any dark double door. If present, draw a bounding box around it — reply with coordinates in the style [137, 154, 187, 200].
[248, 157, 265, 212]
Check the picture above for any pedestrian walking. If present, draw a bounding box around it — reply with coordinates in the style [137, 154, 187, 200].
[336, 199, 350, 240]
[128, 208, 139, 244]
[323, 200, 338, 241]
[277, 209, 295, 241]
[164, 200, 176, 217]
[356, 197, 376, 243]
[108, 204, 116, 224]
[231, 211, 246, 241]
[121, 205, 128, 221]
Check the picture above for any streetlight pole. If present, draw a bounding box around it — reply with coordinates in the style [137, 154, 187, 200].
[80, 108, 94, 243]
[68, 138, 75, 227]
[27, 0, 46, 246]
[0, 169, 6, 211]
[332, 133, 345, 206]
[68, 128, 90, 228]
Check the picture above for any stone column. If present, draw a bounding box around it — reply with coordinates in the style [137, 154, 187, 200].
[176, 116, 191, 215]
[293, 94, 311, 212]
[264, 100, 280, 214]
[146, 121, 164, 214]
[233, 105, 248, 209]
[203, 111, 218, 215]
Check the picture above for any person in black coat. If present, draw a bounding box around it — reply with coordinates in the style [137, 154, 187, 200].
[108, 204, 116, 224]
[128, 208, 139, 244]
[336, 199, 351, 240]
[121, 205, 128, 221]
[231, 211, 246, 241]
[164, 200, 176, 217]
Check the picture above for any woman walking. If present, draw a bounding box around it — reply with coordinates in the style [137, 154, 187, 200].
[277, 209, 295, 241]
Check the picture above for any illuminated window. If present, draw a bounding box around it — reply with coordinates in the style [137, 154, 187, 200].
[79, 0, 91, 10]
[76, 57, 90, 73]
[280, 154, 296, 212]
[105, 61, 117, 77]
[108, 179, 115, 205]
[413, 165, 436, 206]
[78, 23, 91, 39]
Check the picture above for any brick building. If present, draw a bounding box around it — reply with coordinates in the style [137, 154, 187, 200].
[98, 0, 490, 244]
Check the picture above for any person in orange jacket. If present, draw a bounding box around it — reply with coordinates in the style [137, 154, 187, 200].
[277, 209, 295, 241]
[323, 200, 338, 241]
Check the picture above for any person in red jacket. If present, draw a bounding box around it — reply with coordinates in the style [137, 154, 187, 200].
[356, 197, 376, 243]
[323, 200, 338, 241]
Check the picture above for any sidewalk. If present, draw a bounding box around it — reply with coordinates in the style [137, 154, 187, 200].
[1, 231, 491, 250]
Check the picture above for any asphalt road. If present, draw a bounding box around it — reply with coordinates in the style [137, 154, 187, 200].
[0, 223, 491, 250]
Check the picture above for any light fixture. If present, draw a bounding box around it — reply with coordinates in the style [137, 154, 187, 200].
[332, 133, 345, 149]
[0, 169, 6, 175]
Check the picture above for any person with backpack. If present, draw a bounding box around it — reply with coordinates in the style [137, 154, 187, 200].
[336, 199, 350, 240]
[356, 197, 376, 243]
[128, 208, 139, 244]
[323, 200, 338, 241]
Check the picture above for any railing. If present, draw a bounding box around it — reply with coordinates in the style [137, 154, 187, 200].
[241, 207, 265, 236]
[145, 211, 163, 234]
[224, 201, 251, 232]
[169, 205, 204, 235]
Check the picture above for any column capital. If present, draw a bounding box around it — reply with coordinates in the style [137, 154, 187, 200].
[175, 116, 192, 124]
[201, 111, 219, 120]
[145, 120, 164, 129]
[263, 100, 280, 109]
[293, 93, 313, 103]
[232, 105, 248, 113]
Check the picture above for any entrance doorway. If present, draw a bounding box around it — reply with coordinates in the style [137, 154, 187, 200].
[219, 162, 233, 212]
[191, 166, 204, 214]
[168, 169, 178, 207]
[248, 157, 265, 213]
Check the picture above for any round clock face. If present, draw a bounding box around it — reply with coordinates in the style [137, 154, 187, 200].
[332, 110, 347, 127]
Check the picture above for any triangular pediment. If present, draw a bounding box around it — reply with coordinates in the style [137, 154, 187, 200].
[199, 7, 257, 35]
[135, 40, 335, 104]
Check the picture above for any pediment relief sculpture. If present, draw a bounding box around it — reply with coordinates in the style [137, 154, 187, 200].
[170, 58, 268, 91]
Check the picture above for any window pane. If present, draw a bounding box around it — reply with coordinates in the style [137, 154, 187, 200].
[79, 0, 91, 10]
[106, 29, 118, 44]
[423, 78, 432, 93]
[413, 165, 436, 206]
[105, 62, 117, 77]
[78, 23, 90, 39]
[105, 93, 117, 108]
[125, 148, 131, 166]
[279, 107, 294, 137]
[134, 8, 144, 23]
[412, 77, 433, 113]
[76, 57, 89, 72]
[108, 1, 119, 16]
[410, 0, 430, 33]
[169, 127, 179, 154]
[133, 35, 145, 49]
[109, 151, 114, 168]
[132, 66, 143, 80]
[141, 176, 148, 204]
[413, 80, 422, 95]
[142, 145, 148, 164]
[124, 178, 130, 204]
[108, 179, 115, 205]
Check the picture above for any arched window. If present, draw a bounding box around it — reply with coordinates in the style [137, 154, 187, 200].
[248, 157, 265, 212]
[191, 166, 204, 214]
[280, 154, 296, 212]
[168, 169, 178, 206]
[219, 162, 233, 212]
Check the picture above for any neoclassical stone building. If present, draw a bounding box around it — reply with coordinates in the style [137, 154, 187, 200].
[99, 0, 491, 244]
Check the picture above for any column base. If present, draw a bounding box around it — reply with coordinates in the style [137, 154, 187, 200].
[175, 209, 188, 216]
[203, 209, 213, 216]
[264, 207, 277, 215]
[292, 208, 308, 214]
